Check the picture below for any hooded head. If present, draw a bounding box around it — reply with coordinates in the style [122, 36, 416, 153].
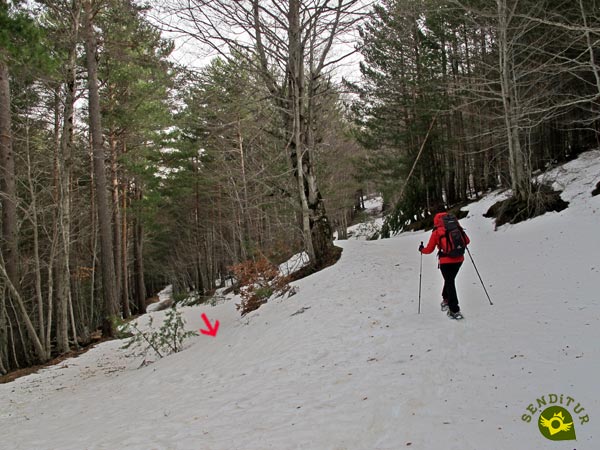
[433, 212, 448, 228]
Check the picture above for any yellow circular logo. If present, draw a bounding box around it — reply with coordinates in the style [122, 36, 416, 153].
[538, 406, 576, 441]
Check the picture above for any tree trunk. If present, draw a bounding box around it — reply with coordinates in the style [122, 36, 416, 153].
[121, 177, 130, 318]
[287, 0, 334, 268]
[84, 0, 119, 336]
[0, 262, 48, 362]
[579, 0, 600, 97]
[110, 134, 124, 314]
[237, 121, 252, 257]
[51, 90, 69, 355]
[133, 184, 146, 314]
[192, 157, 205, 294]
[0, 299, 6, 375]
[56, 0, 81, 350]
[1, 53, 21, 370]
[497, 0, 529, 201]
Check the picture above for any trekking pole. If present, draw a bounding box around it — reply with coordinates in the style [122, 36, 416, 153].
[418, 242, 423, 314]
[466, 247, 493, 306]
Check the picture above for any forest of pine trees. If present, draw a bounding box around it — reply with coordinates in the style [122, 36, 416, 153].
[1, 0, 599, 374]
[352, 0, 600, 232]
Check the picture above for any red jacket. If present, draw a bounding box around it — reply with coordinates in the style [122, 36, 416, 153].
[421, 212, 470, 264]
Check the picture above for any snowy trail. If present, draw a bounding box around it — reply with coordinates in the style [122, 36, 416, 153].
[1, 152, 599, 449]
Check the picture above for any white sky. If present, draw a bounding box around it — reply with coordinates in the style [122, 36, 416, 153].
[146, 0, 370, 83]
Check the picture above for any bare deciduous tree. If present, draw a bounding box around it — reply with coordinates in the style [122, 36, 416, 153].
[160, 0, 365, 267]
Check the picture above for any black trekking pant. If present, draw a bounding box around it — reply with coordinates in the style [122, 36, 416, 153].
[440, 262, 462, 313]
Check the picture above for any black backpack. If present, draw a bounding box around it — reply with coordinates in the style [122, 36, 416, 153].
[438, 214, 467, 258]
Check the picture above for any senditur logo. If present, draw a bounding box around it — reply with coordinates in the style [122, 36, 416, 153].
[521, 394, 590, 441]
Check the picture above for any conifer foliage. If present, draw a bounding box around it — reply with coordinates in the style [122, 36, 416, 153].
[352, 0, 600, 231]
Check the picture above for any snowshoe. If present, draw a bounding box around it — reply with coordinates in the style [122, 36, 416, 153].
[447, 310, 464, 320]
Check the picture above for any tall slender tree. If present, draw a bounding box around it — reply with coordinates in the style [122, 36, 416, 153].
[83, 0, 119, 336]
[0, 0, 19, 374]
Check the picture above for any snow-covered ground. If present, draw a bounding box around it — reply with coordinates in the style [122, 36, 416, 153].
[146, 285, 174, 312]
[2, 152, 599, 450]
[345, 195, 384, 240]
[279, 251, 310, 276]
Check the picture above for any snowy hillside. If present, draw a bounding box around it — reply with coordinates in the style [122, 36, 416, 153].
[2, 152, 599, 450]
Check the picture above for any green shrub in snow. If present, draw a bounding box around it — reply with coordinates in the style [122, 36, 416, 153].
[122, 307, 197, 359]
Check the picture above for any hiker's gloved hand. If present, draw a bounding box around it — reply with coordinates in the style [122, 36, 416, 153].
[418, 243, 424, 253]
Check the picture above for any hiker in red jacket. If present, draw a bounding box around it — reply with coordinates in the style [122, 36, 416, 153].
[419, 210, 470, 319]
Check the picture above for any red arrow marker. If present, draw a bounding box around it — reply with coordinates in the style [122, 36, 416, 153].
[200, 313, 219, 337]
